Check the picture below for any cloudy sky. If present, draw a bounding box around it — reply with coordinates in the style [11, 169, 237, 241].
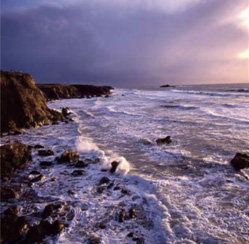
[1, 0, 248, 87]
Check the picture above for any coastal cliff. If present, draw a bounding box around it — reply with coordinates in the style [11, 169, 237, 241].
[0, 71, 62, 133]
[37, 84, 113, 101]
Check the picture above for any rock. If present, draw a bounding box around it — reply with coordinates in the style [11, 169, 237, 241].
[133, 237, 145, 244]
[38, 149, 54, 156]
[99, 177, 110, 185]
[62, 107, 71, 117]
[119, 209, 126, 222]
[1, 141, 32, 178]
[1, 210, 28, 243]
[97, 186, 105, 194]
[160, 84, 174, 88]
[23, 220, 65, 243]
[121, 189, 129, 195]
[29, 170, 41, 175]
[89, 236, 102, 244]
[71, 170, 85, 176]
[59, 150, 79, 163]
[40, 161, 53, 167]
[110, 161, 119, 173]
[127, 232, 134, 238]
[0, 70, 62, 133]
[42, 203, 63, 219]
[13, 130, 22, 135]
[4, 206, 21, 215]
[1, 185, 19, 201]
[34, 144, 44, 149]
[114, 186, 121, 191]
[67, 190, 76, 195]
[31, 174, 45, 182]
[75, 160, 88, 168]
[51, 177, 56, 182]
[107, 182, 114, 189]
[129, 208, 136, 218]
[156, 136, 172, 145]
[231, 153, 249, 170]
[99, 222, 107, 229]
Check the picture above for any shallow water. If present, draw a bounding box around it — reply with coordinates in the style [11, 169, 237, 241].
[1, 83, 249, 243]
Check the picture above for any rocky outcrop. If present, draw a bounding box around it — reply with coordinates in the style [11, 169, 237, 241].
[37, 84, 113, 101]
[1, 141, 32, 179]
[160, 84, 175, 88]
[0, 71, 62, 133]
[231, 153, 249, 170]
[156, 136, 172, 145]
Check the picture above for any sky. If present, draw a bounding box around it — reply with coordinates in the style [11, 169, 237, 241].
[1, 0, 249, 87]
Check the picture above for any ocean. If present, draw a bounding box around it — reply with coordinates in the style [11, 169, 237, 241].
[1, 83, 249, 243]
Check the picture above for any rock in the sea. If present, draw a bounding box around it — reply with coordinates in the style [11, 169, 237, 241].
[99, 177, 110, 185]
[38, 149, 54, 156]
[59, 150, 79, 163]
[40, 161, 53, 167]
[1, 185, 19, 201]
[34, 144, 44, 149]
[0, 70, 62, 133]
[156, 136, 172, 145]
[110, 161, 119, 173]
[89, 236, 102, 244]
[42, 203, 63, 219]
[30, 174, 45, 182]
[119, 209, 126, 222]
[71, 170, 85, 176]
[1, 210, 28, 243]
[129, 208, 136, 218]
[75, 160, 88, 168]
[62, 107, 71, 117]
[231, 153, 249, 170]
[1, 141, 32, 178]
[23, 220, 65, 243]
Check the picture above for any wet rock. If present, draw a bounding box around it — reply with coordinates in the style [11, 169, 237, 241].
[62, 107, 71, 117]
[1, 211, 28, 243]
[110, 161, 119, 173]
[31, 174, 45, 182]
[75, 160, 88, 168]
[133, 237, 145, 244]
[1, 186, 19, 201]
[40, 161, 53, 167]
[51, 177, 56, 182]
[119, 209, 126, 222]
[129, 208, 136, 218]
[1, 141, 32, 178]
[99, 222, 107, 229]
[156, 136, 172, 145]
[99, 176, 110, 185]
[71, 170, 85, 176]
[127, 232, 134, 238]
[23, 220, 65, 243]
[42, 203, 63, 219]
[34, 144, 44, 149]
[4, 206, 21, 215]
[114, 186, 121, 191]
[29, 170, 41, 175]
[59, 150, 79, 163]
[121, 189, 130, 195]
[107, 182, 114, 189]
[97, 186, 105, 194]
[89, 236, 102, 244]
[38, 149, 54, 156]
[231, 153, 249, 170]
[67, 189, 76, 195]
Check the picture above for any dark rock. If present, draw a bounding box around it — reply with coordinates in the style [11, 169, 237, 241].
[1, 141, 32, 178]
[99, 177, 110, 185]
[119, 209, 126, 222]
[129, 208, 136, 218]
[99, 222, 107, 229]
[31, 174, 45, 182]
[127, 232, 134, 238]
[160, 84, 174, 88]
[4, 206, 21, 215]
[71, 170, 85, 176]
[40, 161, 53, 167]
[231, 153, 249, 170]
[0, 70, 62, 133]
[27, 145, 33, 151]
[29, 170, 41, 175]
[67, 190, 76, 195]
[38, 149, 54, 156]
[1, 185, 19, 201]
[97, 186, 105, 194]
[59, 150, 79, 163]
[156, 136, 172, 145]
[114, 186, 121, 191]
[110, 161, 119, 173]
[23, 220, 65, 243]
[121, 189, 129, 195]
[1, 211, 28, 243]
[42, 203, 63, 219]
[133, 237, 145, 244]
[89, 236, 102, 244]
[75, 160, 88, 168]
[107, 182, 114, 189]
[34, 144, 44, 149]
[62, 107, 71, 117]
[13, 130, 22, 135]
[51, 177, 56, 182]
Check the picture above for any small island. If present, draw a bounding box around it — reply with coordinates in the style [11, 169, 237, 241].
[160, 84, 175, 88]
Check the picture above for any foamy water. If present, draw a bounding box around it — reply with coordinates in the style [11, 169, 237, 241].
[1, 84, 249, 243]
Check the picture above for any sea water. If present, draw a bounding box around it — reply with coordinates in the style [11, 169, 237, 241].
[1, 83, 249, 244]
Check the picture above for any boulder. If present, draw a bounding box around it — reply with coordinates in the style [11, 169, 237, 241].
[71, 170, 85, 176]
[231, 153, 249, 170]
[38, 149, 54, 156]
[110, 161, 119, 173]
[40, 161, 53, 167]
[89, 236, 102, 244]
[31, 174, 45, 182]
[42, 203, 63, 219]
[1, 185, 19, 201]
[156, 136, 172, 145]
[1, 141, 32, 178]
[99, 177, 110, 185]
[59, 150, 79, 163]
[1, 211, 28, 243]
[34, 144, 44, 149]
[0, 70, 62, 133]
[23, 220, 65, 243]
[62, 107, 71, 117]
[75, 160, 88, 168]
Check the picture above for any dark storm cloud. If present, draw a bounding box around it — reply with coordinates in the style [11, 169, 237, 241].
[1, 0, 248, 86]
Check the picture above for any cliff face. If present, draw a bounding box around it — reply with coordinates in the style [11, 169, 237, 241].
[37, 84, 113, 101]
[0, 71, 62, 133]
